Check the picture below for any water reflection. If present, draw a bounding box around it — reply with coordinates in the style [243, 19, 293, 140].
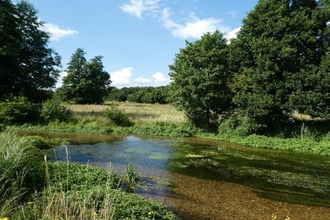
[46, 134, 330, 219]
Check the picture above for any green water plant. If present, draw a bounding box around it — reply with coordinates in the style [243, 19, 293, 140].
[123, 163, 138, 190]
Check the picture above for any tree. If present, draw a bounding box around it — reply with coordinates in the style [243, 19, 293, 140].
[229, 0, 330, 134]
[58, 48, 111, 104]
[0, 0, 61, 102]
[169, 31, 232, 127]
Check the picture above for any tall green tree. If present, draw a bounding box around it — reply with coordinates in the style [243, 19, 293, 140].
[0, 0, 61, 102]
[58, 48, 111, 104]
[229, 0, 330, 133]
[169, 31, 232, 127]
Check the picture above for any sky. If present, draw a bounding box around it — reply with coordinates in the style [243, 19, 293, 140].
[25, 0, 259, 88]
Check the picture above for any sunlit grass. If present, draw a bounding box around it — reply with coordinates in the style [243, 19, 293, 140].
[64, 102, 186, 124]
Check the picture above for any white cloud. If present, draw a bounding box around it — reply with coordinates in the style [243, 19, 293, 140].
[135, 77, 152, 83]
[160, 8, 230, 39]
[55, 71, 68, 88]
[120, 0, 160, 18]
[110, 67, 134, 87]
[225, 27, 241, 44]
[41, 23, 78, 41]
[152, 72, 169, 83]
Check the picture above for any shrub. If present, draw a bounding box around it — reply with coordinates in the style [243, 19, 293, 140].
[103, 105, 133, 127]
[0, 95, 40, 125]
[40, 100, 72, 123]
[218, 115, 260, 137]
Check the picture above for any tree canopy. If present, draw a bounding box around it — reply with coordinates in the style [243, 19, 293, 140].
[0, 0, 61, 102]
[169, 31, 232, 127]
[228, 0, 330, 133]
[167, 0, 330, 134]
[58, 48, 111, 104]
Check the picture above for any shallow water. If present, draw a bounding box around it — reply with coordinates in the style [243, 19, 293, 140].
[45, 134, 330, 219]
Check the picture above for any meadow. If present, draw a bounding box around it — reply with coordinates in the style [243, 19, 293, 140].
[64, 102, 185, 124]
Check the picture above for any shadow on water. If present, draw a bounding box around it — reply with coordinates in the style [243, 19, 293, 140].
[44, 133, 330, 219]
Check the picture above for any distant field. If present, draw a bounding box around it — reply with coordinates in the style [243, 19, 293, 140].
[64, 102, 186, 123]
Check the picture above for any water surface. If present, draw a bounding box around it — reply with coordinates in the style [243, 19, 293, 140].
[46, 134, 330, 219]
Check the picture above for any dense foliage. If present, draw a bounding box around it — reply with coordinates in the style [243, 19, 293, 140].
[0, 95, 40, 126]
[169, 0, 330, 134]
[57, 48, 111, 104]
[107, 86, 169, 104]
[228, 0, 330, 134]
[169, 31, 232, 127]
[0, 0, 61, 102]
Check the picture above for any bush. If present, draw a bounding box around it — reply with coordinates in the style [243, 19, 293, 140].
[0, 95, 40, 125]
[40, 100, 72, 123]
[218, 115, 260, 137]
[103, 105, 133, 127]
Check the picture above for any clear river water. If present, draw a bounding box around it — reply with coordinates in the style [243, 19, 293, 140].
[43, 133, 330, 220]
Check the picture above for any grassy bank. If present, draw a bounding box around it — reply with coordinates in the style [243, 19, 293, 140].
[0, 133, 179, 220]
[7, 102, 330, 155]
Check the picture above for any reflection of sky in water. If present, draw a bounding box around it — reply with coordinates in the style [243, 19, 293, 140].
[49, 135, 175, 173]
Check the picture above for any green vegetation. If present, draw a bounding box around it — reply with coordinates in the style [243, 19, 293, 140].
[56, 48, 111, 104]
[0, 95, 40, 126]
[168, 0, 330, 135]
[0, 133, 179, 220]
[0, 0, 60, 103]
[103, 104, 133, 127]
[40, 99, 73, 123]
[169, 30, 232, 128]
[107, 86, 169, 104]
[2, 0, 330, 217]
[169, 140, 330, 207]
[227, 0, 330, 134]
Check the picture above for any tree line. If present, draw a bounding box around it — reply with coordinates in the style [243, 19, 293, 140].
[107, 86, 169, 104]
[1, 0, 330, 136]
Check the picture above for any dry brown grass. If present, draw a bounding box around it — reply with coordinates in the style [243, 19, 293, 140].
[64, 102, 185, 123]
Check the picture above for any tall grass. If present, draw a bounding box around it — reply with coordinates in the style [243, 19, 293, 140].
[17, 160, 118, 220]
[0, 133, 42, 218]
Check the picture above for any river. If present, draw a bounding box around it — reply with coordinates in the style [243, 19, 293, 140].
[44, 133, 330, 220]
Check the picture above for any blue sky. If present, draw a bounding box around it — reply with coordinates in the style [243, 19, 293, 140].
[26, 0, 258, 88]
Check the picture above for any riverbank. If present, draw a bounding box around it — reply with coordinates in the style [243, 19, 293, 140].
[6, 102, 330, 156]
[0, 133, 179, 220]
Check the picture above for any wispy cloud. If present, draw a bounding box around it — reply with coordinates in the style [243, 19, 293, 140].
[227, 10, 237, 19]
[41, 23, 78, 41]
[119, 0, 160, 18]
[160, 8, 230, 39]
